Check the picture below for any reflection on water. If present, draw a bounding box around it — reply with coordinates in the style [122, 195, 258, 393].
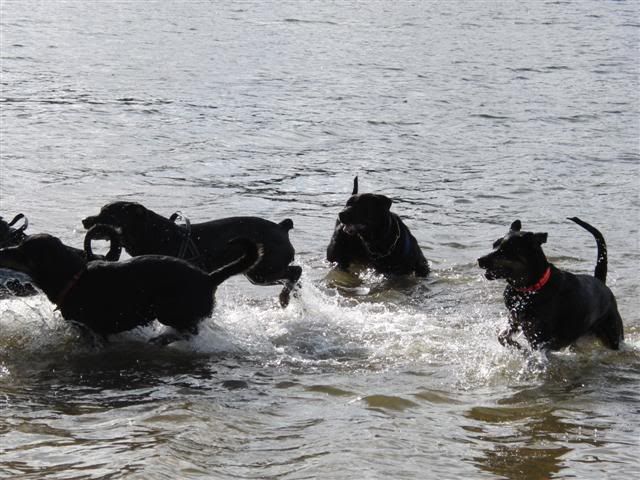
[467, 401, 577, 480]
[465, 358, 639, 480]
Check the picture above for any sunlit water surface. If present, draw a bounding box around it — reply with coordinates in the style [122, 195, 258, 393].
[1, 1, 639, 479]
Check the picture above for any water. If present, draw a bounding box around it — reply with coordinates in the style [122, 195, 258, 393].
[1, 1, 639, 478]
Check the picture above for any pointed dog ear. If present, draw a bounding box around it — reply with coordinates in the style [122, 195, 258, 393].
[510, 220, 522, 232]
[375, 195, 392, 211]
[533, 232, 548, 245]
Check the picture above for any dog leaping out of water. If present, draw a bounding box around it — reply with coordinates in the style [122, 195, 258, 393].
[478, 217, 624, 351]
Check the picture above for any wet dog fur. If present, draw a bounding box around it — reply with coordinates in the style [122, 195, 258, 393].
[0, 227, 262, 343]
[478, 218, 623, 351]
[327, 177, 429, 277]
[83, 201, 301, 307]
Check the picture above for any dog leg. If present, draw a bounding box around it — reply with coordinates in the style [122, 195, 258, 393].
[278, 265, 302, 308]
[414, 260, 430, 277]
[498, 327, 522, 350]
[593, 310, 624, 350]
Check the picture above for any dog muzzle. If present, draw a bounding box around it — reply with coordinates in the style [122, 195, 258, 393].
[341, 223, 366, 236]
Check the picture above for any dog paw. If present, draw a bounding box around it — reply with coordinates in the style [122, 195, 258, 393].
[279, 289, 291, 308]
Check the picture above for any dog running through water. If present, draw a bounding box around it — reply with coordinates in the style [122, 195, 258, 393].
[478, 217, 624, 351]
[0, 224, 262, 344]
[82, 201, 301, 307]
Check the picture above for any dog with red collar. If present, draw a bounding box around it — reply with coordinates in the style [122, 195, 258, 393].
[478, 218, 624, 351]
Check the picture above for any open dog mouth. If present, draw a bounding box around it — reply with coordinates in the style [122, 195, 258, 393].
[341, 223, 366, 236]
[483, 270, 499, 280]
[82, 217, 98, 229]
[481, 267, 510, 281]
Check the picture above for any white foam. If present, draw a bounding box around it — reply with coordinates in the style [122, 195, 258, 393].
[1, 269, 636, 388]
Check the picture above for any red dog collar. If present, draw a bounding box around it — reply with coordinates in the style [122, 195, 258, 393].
[516, 266, 551, 293]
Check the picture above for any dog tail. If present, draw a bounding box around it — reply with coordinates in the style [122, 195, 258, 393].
[568, 217, 607, 283]
[209, 238, 264, 286]
[279, 218, 294, 231]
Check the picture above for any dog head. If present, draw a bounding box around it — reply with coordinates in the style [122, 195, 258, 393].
[82, 201, 147, 233]
[0, 214, 29, 248]
[0, 234, 79, 278]
[337, 177, 393, 236]
[338, 193, 393, 236]
[478, 220, 548, 286]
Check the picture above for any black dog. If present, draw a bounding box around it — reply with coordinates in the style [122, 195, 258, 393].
[82, 201, 301, 307]
[0, 225, 261, 343]
[326, 177, 429, 277]
[478, 218, 624, 351]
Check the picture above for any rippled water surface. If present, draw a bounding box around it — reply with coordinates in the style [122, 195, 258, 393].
[1, 1, 639, 479]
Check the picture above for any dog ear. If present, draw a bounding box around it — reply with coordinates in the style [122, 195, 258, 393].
[375, 195, 392, 211]
[510, 220, 521, 232]
[127, 203, 146, 218]
[533, 232, 547, 245]
[352, 176, 358, 195]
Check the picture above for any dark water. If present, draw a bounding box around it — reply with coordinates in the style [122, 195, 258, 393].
[1, 1, 639, 478]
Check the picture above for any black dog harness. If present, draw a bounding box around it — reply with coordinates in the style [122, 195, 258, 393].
[359, 218, 412, 260]
[169, 212, 203, 266]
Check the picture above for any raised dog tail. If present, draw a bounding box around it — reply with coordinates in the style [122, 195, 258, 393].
[568, 217, 607, 283]
[209, 238, 264, 286]
[279, 218, 294, 231]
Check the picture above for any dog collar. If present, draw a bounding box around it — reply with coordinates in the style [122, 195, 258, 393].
[359, 218, 401, 259]
[516, 266, 551, 293]
[56, 269, 85, 307]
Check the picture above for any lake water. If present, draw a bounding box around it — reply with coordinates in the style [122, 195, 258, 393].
[1, 1, 639, 478]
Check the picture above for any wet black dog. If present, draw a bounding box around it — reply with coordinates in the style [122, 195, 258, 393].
[326, 177, 429, 277]
[478, 218, 624, 351]
[82, 201, 301, 307]
[0, 225, 261, 343]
